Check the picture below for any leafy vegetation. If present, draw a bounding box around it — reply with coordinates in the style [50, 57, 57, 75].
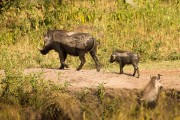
[80, 89, 180, 120]
[0, 0, 180, 69]
[0, 70, 81, 120]
[0, 0, 180, 119]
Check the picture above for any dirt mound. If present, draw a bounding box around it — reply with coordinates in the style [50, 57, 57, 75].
[24, 68, 180, 91]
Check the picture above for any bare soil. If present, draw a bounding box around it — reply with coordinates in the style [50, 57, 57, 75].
[23, 68, 180, 91]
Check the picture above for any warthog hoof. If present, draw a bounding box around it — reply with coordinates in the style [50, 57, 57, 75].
[76, 67, 81, 71]
[59, 66, 64, 69]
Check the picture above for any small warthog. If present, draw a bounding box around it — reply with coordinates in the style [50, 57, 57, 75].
[140, 74, 163, 108]
[109, 50, 140, 77]
[40, 29, 100, 71]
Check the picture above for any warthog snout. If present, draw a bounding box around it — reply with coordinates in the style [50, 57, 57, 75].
[109, 59, 113, 63]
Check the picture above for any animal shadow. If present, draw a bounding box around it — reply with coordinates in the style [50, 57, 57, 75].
[113, 72, 138, 77]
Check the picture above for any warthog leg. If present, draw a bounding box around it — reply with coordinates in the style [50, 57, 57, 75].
[59, 53, 68, 69]
[77, 52, 86, 71]
[132, 65, 136, 76]
[90, 51, 100, 72]
[58, 52, 68, 69]
[137, 66, 140, 78]
[119, 62, 124, 74]
[132, 63, 139, 78]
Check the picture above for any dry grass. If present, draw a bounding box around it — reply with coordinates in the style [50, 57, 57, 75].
[0, 0, 180, 119]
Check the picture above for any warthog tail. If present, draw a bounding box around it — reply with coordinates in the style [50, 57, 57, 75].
[89, 37, 97, 52]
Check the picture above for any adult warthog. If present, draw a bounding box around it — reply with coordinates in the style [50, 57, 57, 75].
[40, 29, 100, 71]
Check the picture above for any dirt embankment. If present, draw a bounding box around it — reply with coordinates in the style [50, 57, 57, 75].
[22, 68, 180, 91]
[0, 68, 180, 120]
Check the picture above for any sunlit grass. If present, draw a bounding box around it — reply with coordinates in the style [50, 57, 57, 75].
[0, 0, 180, 119]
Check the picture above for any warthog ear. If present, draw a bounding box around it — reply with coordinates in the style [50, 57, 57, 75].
[157, 74, 162, 80]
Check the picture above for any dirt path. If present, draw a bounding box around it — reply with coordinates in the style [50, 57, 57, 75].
[23, 68, 180, 91]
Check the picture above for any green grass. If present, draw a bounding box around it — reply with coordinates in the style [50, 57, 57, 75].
[0, 0, 180, 70]
[140, 60, 180, 70]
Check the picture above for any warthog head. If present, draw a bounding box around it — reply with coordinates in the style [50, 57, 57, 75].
[40, 30, 53, 55]
[109, 54, 117, 63]
[43, 32, 52, 47]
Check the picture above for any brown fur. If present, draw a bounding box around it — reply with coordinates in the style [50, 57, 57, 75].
[142, 76, 156, 94]
[140, 74, 162, 108]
